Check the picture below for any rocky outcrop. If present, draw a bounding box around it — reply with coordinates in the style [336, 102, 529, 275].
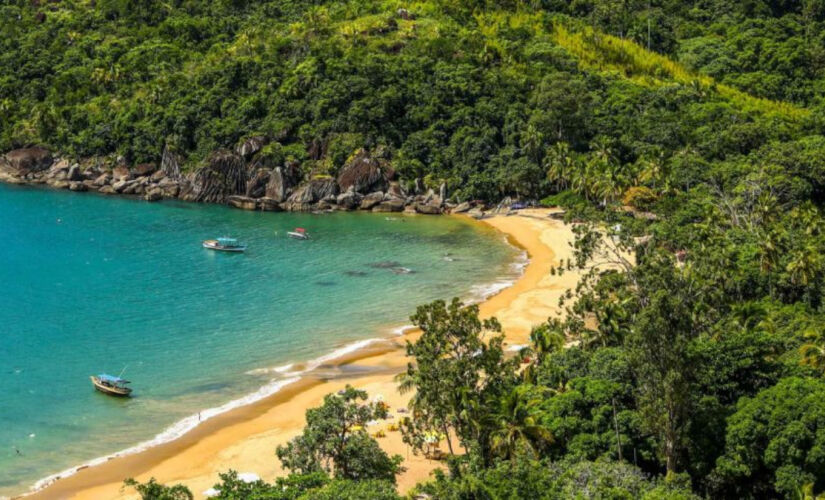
[0, 146, 467, 217]
[160, 144, 181, 179]
[1, 147, 53, 176]
[236, 136, 267, 159]
[337, 149, 387, 194]
[246, 169, 271, 198]
[180, 150, 246, 203]
[265, 164, 301, 202]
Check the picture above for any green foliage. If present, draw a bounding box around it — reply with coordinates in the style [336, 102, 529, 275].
[712, 377, 825, 498]
[275, 386, 403, 483]
[123, 477, 193, 500]
[397, 298, 518, 462]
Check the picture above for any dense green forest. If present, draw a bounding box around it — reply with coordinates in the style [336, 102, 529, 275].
[7, 0, 825, 498]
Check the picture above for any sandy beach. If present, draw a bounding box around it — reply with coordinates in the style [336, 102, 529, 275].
[24, 208, 579, 500]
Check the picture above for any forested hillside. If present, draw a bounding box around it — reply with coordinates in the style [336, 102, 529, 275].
[2, 0, 824, 201]
[8, 1, 825, 498]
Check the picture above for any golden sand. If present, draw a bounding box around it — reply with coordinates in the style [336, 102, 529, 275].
[25, 208, 580, 500]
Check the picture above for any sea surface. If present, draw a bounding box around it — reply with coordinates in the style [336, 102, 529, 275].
[0, 183, 521, 497]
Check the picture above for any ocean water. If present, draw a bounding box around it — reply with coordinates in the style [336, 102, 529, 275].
[0, 183, 520, 496]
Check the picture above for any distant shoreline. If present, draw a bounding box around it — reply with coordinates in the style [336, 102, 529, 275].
[20, 208, 578, 500]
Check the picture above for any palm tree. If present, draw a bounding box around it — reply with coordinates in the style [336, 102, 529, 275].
[800, 329, 825, 372]
[544, 142, 575, 191]
[787, 245, 823, 286]
[489, 385, 554, 460]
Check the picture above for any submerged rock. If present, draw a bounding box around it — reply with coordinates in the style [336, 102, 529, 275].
[368, 261, 402, 269]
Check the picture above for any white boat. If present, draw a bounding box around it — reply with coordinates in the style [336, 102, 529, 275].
[287, 228, 310, 240]
[202, 237, 247, 252]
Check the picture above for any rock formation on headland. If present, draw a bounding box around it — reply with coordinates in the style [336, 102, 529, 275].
[0, 144, 489, 215]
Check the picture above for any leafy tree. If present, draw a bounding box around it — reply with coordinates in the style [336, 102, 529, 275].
[397, 298, 518, 462]
[712, 377, 825, 498]
[276, 386, 403, 483]
[123, 478, 193, 500]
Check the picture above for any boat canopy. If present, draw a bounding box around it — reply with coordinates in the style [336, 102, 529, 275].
[217, 237, 238, 246]
[98, 373, 129, 384]
[295, 228, 306, 233]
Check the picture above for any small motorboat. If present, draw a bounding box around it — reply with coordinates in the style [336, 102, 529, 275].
[203, 237, 247, 252]
[91, 374, 132, 397]
[287, 228, 310, 240]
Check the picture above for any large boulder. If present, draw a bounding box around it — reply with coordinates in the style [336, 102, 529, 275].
[452, 201, 471, 213]
[1, 147, 53, 176]
[246, 169, 271, 198]
[227, 195, 259, 211]
[179, 150, 246, 203]
[236, 136, 267, 159]
[336, 149, 388, 194]
[336, 188, 363, 210]
[93, 173, 111, 186]
[415, 202, 442, 215]
[360, 191, 384, 210]
[68, 181, 87, 192]
[265, 165, 301, 202]
[287, 178, 339, 205]
[259, 197, 283, 212]
[67, 164, 84, 181]
[372, 199, 405, 212]
[112, 165, 131, 181]
[160, 144, 182, 179]
[132, 163, 156, 177]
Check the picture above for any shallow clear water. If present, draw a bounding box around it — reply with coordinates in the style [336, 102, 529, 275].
[0, 183, 519, 496]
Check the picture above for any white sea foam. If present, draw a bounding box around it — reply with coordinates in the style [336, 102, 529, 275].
[27, 376, 301, 496]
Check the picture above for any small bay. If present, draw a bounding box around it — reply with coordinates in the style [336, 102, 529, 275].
[0, 184, 519, 496]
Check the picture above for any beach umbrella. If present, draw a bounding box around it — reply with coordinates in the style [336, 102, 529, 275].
[203, 488, 221, 497]
[238, 472, 260, 483]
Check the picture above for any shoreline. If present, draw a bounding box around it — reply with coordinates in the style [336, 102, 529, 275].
[20, 208, 578, 500]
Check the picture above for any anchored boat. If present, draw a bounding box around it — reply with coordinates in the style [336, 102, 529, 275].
[91, 374, 132, 397]
[203, 237, 247, 252]
[287, 228, 310, 240]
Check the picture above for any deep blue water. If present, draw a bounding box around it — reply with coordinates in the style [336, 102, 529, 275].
[0, 183, 519, 496]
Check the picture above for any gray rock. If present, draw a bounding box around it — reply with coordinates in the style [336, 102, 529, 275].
[99, 185, 116, 195]
[453, 201, 471, 213]
[336, 149, 387, 194]
[265, 166, 301, 202]
[112, 165, 131, 181]
[67, 164, 84, 181]
[48, 179, 70, 190]
[112, 180, 129, 193]
[336, 189, 363, 210]
[93, 173, 111, 186]
[68, 181, 87, 192]
[132, 163, 156, 177]
[227, 195, 259, 210]
[287, 178, 339, 205]
[415, 203, 442, 215]
[236, 136, 267, 159]
[150, 170, 166, 182]
[1, 147, 53, 176]
[360, 191, 384, 210]
[144, 188, 163, 201]
[259, 197, 283, 211]
[246, 169, 270, 198]
[372, 199, 405, 212]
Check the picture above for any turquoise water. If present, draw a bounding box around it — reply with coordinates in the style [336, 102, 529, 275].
[0, 183, 519, 496]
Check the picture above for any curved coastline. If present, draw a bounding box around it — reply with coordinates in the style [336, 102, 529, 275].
[20, 208, 575, 500]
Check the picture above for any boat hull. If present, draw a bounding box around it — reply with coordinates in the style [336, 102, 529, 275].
[202, 240, 247, 252]
[287, 232, 309, 240]
[90, 376, 132, 397]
